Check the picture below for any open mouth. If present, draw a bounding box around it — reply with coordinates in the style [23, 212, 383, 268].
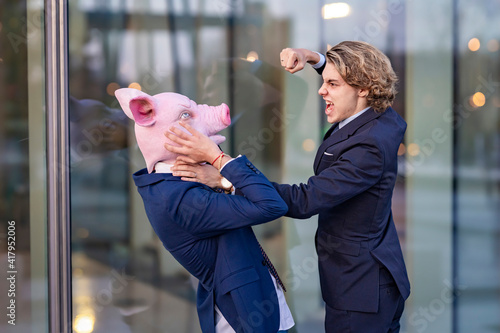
[325, 102, 334, 114]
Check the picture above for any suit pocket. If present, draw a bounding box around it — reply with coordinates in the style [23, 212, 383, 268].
[321, 150, 336, 162]
[219, 267, 260, 294]
[317, 230, 361, 257]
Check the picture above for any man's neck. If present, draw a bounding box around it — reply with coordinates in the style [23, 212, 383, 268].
[339, 106, 371, 129]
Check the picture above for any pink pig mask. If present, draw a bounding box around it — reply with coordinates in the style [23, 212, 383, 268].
[115, 88, 231, 173]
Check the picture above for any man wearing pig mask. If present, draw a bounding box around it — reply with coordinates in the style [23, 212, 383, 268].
[115, 88, 294, 333]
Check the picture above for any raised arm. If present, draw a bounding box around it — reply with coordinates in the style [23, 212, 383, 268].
[280, 48, 323, 74]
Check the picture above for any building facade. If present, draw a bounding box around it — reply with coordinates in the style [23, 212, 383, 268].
[0, 0, 499, 332]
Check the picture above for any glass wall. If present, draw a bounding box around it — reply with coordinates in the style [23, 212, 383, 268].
[67, 1, 315, 331]
[456, 1, 500, 332]
[65, 1, 411, 332]
[0, 0, 499, 332]
[405, 1, 454, 332]
[0, 1, 48, 332]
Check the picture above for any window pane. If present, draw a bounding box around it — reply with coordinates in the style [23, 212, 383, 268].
[456, 1, 500, 331]
[0, 1, 48, 332]
[404, 1, 455, 332]
[67, 1, 408, 332]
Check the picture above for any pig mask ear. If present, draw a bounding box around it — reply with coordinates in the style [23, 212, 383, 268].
[115, 88, 157, 127]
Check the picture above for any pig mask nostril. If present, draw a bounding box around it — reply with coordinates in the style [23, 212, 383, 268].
[220, 103, 231, 127]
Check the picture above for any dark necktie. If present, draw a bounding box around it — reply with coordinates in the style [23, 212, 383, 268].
[323, 123, 339, 140]
[258, 243, 286, 292]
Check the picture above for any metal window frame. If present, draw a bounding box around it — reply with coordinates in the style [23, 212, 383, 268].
[45, 0, 72, 332]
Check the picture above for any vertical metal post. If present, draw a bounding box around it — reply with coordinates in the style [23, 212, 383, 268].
[451, 0, 459, 331]
[166, 0, 182, 92]
[227, 0, 236, 156]
[45, 0, 72, 332]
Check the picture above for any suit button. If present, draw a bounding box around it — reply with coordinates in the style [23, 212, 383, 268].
[261, 260, 266, 266]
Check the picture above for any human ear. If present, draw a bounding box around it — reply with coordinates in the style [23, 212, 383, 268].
[358, 88, 369, 98]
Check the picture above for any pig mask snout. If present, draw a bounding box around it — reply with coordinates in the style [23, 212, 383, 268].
[198, 102, 231, 133]
[219, 103, 231, 128]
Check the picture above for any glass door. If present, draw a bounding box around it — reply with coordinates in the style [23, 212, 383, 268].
[0, 1, 48, 332]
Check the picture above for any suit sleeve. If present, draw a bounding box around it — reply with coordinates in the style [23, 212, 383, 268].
[273, 138, 384, 219]
[162, 156, 288, 238]
[313, 53, 326, 75]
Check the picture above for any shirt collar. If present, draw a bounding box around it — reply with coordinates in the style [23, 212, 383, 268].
[338, 106, 371, 129]
[154, 162, 174, 173]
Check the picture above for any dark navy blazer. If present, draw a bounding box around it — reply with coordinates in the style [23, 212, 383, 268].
[133, 156, 287, 332]
[274, 107, 411, 313]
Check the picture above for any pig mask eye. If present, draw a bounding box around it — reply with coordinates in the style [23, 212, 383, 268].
[180, 111, 191, 120]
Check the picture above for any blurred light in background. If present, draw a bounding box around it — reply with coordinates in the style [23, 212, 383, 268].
[302, 138, 316, 152]
[468, 37, 480, 51]
[73, 313, 95, 333]
[470, 92, 486, 108]
[73, 268, 84, 277]
[407, 143, 420, 157]
[128, 82, 142, 90]
[106, 82, 120, 96]
[322, 3, 351, 19]
[76, 228, 90, 239]
[246, 51, 259, 62]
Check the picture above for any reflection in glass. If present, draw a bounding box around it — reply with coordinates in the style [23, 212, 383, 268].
[0, 1, 48, 332]
[67, 0, 408, 332]
[456, 1, 500, 331]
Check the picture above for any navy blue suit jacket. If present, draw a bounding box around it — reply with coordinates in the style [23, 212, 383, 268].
[133, 156, 287, 332]
[273, 107, 410, 313]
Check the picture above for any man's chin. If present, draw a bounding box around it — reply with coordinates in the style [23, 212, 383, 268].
[327, 115, 339, 124]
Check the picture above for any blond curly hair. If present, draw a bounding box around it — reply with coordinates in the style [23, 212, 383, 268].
[326, 41, 397, 113]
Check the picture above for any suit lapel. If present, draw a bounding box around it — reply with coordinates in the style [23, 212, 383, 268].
[133, 169, 178, 186]
[313, 124, 346, 173]
[323, 123, 338, 141]
[313, 108, 382, 174]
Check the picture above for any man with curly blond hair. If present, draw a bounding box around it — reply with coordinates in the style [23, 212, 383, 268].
[278, 41, 410, 332]
[171, 41, 410, 332]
